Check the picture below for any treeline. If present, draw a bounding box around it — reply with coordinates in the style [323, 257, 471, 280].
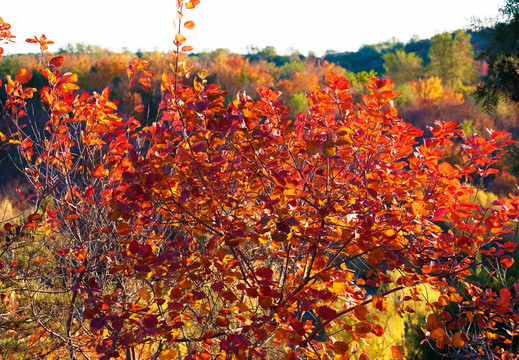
[0, 29, 518, 193]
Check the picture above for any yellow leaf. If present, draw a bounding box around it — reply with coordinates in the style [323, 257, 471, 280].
[0, 131, 6, 142]
[332, 280, 346, 293]
[159, 348, 178, 359]
[322, 140, 336, 157]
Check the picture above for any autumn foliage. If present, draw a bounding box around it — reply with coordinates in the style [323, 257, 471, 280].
[1, 3, 519, 360]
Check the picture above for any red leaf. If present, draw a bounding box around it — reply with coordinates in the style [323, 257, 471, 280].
[128, 240, 140, 254]
[142, 315, 158, 330]
[84, 186, 94, 199]
[317, 306, 337, 321]
[359, 353, 370, 360]
[256, 267, 274, 279]
[215, 316, 229, 327]
[48, 56, 63, 68]
[112, 317, 124, 332]
[90, 317, 105, 332]
[433, 207, 448, 220]
[500, 288, 511, 304]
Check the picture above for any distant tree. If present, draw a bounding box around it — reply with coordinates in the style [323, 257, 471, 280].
[427, 31, 478, 89]
[473, 0, 519, 110]
[326, 45, 384, 74]
[382, 49, 423, 85]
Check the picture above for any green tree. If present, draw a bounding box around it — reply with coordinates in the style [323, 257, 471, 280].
[474, 0, 519, 110]
[427, 30, 477, 89]
[383, 49, 423, 84]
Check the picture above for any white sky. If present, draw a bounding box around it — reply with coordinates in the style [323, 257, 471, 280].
[1, 0, 503, 56]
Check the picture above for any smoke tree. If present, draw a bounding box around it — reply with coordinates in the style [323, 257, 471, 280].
[1, 1, 518, 359]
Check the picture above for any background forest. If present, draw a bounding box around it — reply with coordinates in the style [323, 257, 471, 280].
[2, 28, 518, 193]
[0, 1, 518, 359]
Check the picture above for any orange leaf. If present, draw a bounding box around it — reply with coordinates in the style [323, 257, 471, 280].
[439, 162, 455, 176]
[15, 67, 32, 84]
[258, 295, 273, 309]
[427, 313, 442, 330]
[500, 256, 514, 268]
[184, 20, 195, 29]
[93, 164, 106, 178]
[181, 45, 193, 52]
[390, 346, 403, 359]
[215, 316, 229, 327]
[333, 341, 349, 355]
[452, 332, 465, 347]
[354, 305, 368, 321]
[138, 286, 151, 302]
[159, 349, 179, 360]
[116, 222, 129, 235]
[355, 321, 372, 334]
[185, 0, 200, 9]
[175, 34, 186, 45]
[367, 248, 384, 268]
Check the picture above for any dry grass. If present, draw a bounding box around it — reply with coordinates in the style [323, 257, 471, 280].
[0, 177, 31, 225]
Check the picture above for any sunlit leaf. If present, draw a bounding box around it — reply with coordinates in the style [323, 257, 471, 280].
[48, 56, 63, 68]
[184, 20, 195, 29]
[390, 346, 403, 359]
[175, 34, 186, 45]
[15, 67, 32, 84]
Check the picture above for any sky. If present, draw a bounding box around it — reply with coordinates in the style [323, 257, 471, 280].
[1, 0, 504, 56]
